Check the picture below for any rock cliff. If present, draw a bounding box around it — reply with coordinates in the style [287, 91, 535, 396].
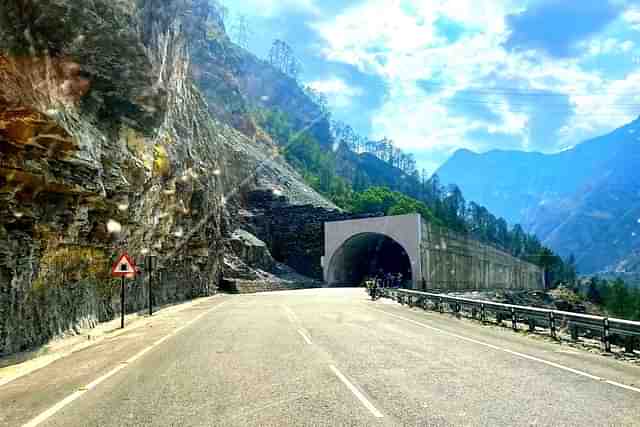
[0, 0, 329, 356]
[0, 0, 357, 356]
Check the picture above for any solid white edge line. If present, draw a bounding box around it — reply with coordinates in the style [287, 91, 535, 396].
[297, 329, 313, 345]
[0, 295, 223, 389]
[21, 300, 229, 427]
[329, 365, 384, 418]
[369, 307, 640, 394]
[22, 391, 86, 427]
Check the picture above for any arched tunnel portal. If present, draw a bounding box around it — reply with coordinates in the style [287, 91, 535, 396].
[327, 233, 412, 287]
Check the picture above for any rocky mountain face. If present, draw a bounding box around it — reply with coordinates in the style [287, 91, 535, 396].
[0, 0, 337, 355]
[0, 0, 231, 355]
[436, 117, 640, 274]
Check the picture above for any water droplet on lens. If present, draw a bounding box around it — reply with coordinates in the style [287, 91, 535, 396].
[107, 219, 122, 234]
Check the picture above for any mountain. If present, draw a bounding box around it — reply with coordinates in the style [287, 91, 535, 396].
[436, 117, 640, 273]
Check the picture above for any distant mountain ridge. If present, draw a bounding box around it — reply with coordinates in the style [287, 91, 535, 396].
[436, 116, 640, 274]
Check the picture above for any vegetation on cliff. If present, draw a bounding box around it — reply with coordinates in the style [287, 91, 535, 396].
[581, 277, 640, 320]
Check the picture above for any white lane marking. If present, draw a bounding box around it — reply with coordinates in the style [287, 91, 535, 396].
[22, 300, 229, 427]
[369, 307, 640, 394]
[329, 365, 384, 418]
[297, 329, 313, 345]
[406, 349, 424, 359]
[283, 305, 299, 323]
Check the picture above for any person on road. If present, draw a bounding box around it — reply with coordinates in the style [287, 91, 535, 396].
[370, 277, 379, 300]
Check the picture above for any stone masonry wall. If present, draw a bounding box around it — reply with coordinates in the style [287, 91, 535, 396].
[244, 190, 381, 280]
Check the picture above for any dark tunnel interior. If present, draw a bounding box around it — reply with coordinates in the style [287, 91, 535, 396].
[328, 233, 412, 286]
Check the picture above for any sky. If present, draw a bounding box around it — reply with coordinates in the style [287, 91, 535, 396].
[224, 0, 640, 173]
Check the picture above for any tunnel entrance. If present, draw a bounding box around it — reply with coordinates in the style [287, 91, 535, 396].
[327, 233, 412, 287]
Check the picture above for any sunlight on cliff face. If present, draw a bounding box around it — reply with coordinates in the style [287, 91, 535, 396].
[106, 219, 123, 235]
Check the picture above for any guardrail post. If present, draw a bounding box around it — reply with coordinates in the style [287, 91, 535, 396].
[625, 337, 636, 354]
[496, 312, 503, 325]
[603, 318, 611, 352]
[549, 312, 556, 339]
[455, 303, 461, 319]
[422, 298, 428, 311]
[528, 318, 535, 332]
[511, 308, 517, 331]
[408, 296, 413, 307]
[471, 307, 477, 319]
[481, 304, 485, 323]
[439, 297, 444, 314]
[570, 323, 578, 341]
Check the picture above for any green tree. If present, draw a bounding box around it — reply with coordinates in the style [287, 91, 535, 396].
[350, 187, 441, 224]
[586, 276, 603, 304]
[606, 279, 632, 318]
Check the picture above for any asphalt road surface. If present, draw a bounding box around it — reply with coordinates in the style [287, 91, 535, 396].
[2, 288, 639, 427]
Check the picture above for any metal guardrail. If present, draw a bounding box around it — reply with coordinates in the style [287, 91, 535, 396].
[380, 288, 640, 353]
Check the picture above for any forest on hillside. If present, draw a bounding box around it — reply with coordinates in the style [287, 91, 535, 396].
[255, 107, 577, 288]
[578, 277, 640, 321]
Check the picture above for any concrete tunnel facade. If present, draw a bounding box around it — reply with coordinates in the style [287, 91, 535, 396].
[322, 214, 544, 291]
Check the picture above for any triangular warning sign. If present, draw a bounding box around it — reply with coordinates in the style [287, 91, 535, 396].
[111, 253, 137, 277]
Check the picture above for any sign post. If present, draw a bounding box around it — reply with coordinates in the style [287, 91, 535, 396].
[146, 256, 156, 316]
[148, 258, 152, 317]
[121, 276, 126, 329]
[111, 253, 137, 329]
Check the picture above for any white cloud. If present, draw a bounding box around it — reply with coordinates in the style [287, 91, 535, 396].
[582, 37, 636, 56]
[308, 77, 363, 108]
[308, 0, 639, 172]
[231, 0, 320, 18]
[313, 0, 440, 79]
[623, 7, 640, 31]
[557, 70, 640, 145]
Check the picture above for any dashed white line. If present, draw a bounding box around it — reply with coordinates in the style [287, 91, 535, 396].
[329, 365, 384, 418]
[406, 349, 424, 359]
[297, 329, 313, 345]
[283, 305, 299, 323]
[369, 307, 640, 394]
[21, 300, 229, 427]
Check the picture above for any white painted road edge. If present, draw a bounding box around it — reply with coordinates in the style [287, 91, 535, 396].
[329, 364, 384, 418]
[0, 295, 222, 388]
[297, 329, 313, 345]
[22, 300, 229, 427]
[370, 307, 640, 395]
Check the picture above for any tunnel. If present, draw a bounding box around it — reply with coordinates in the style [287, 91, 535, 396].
[327, 232, 412, 287]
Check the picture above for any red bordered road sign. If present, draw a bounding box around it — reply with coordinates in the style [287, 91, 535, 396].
[111, 253, 138, 278]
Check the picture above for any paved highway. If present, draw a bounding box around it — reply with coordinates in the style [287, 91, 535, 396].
[1, 288, 639, 426]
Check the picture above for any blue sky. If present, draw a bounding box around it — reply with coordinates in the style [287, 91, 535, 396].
[225, 0, 640, 173]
